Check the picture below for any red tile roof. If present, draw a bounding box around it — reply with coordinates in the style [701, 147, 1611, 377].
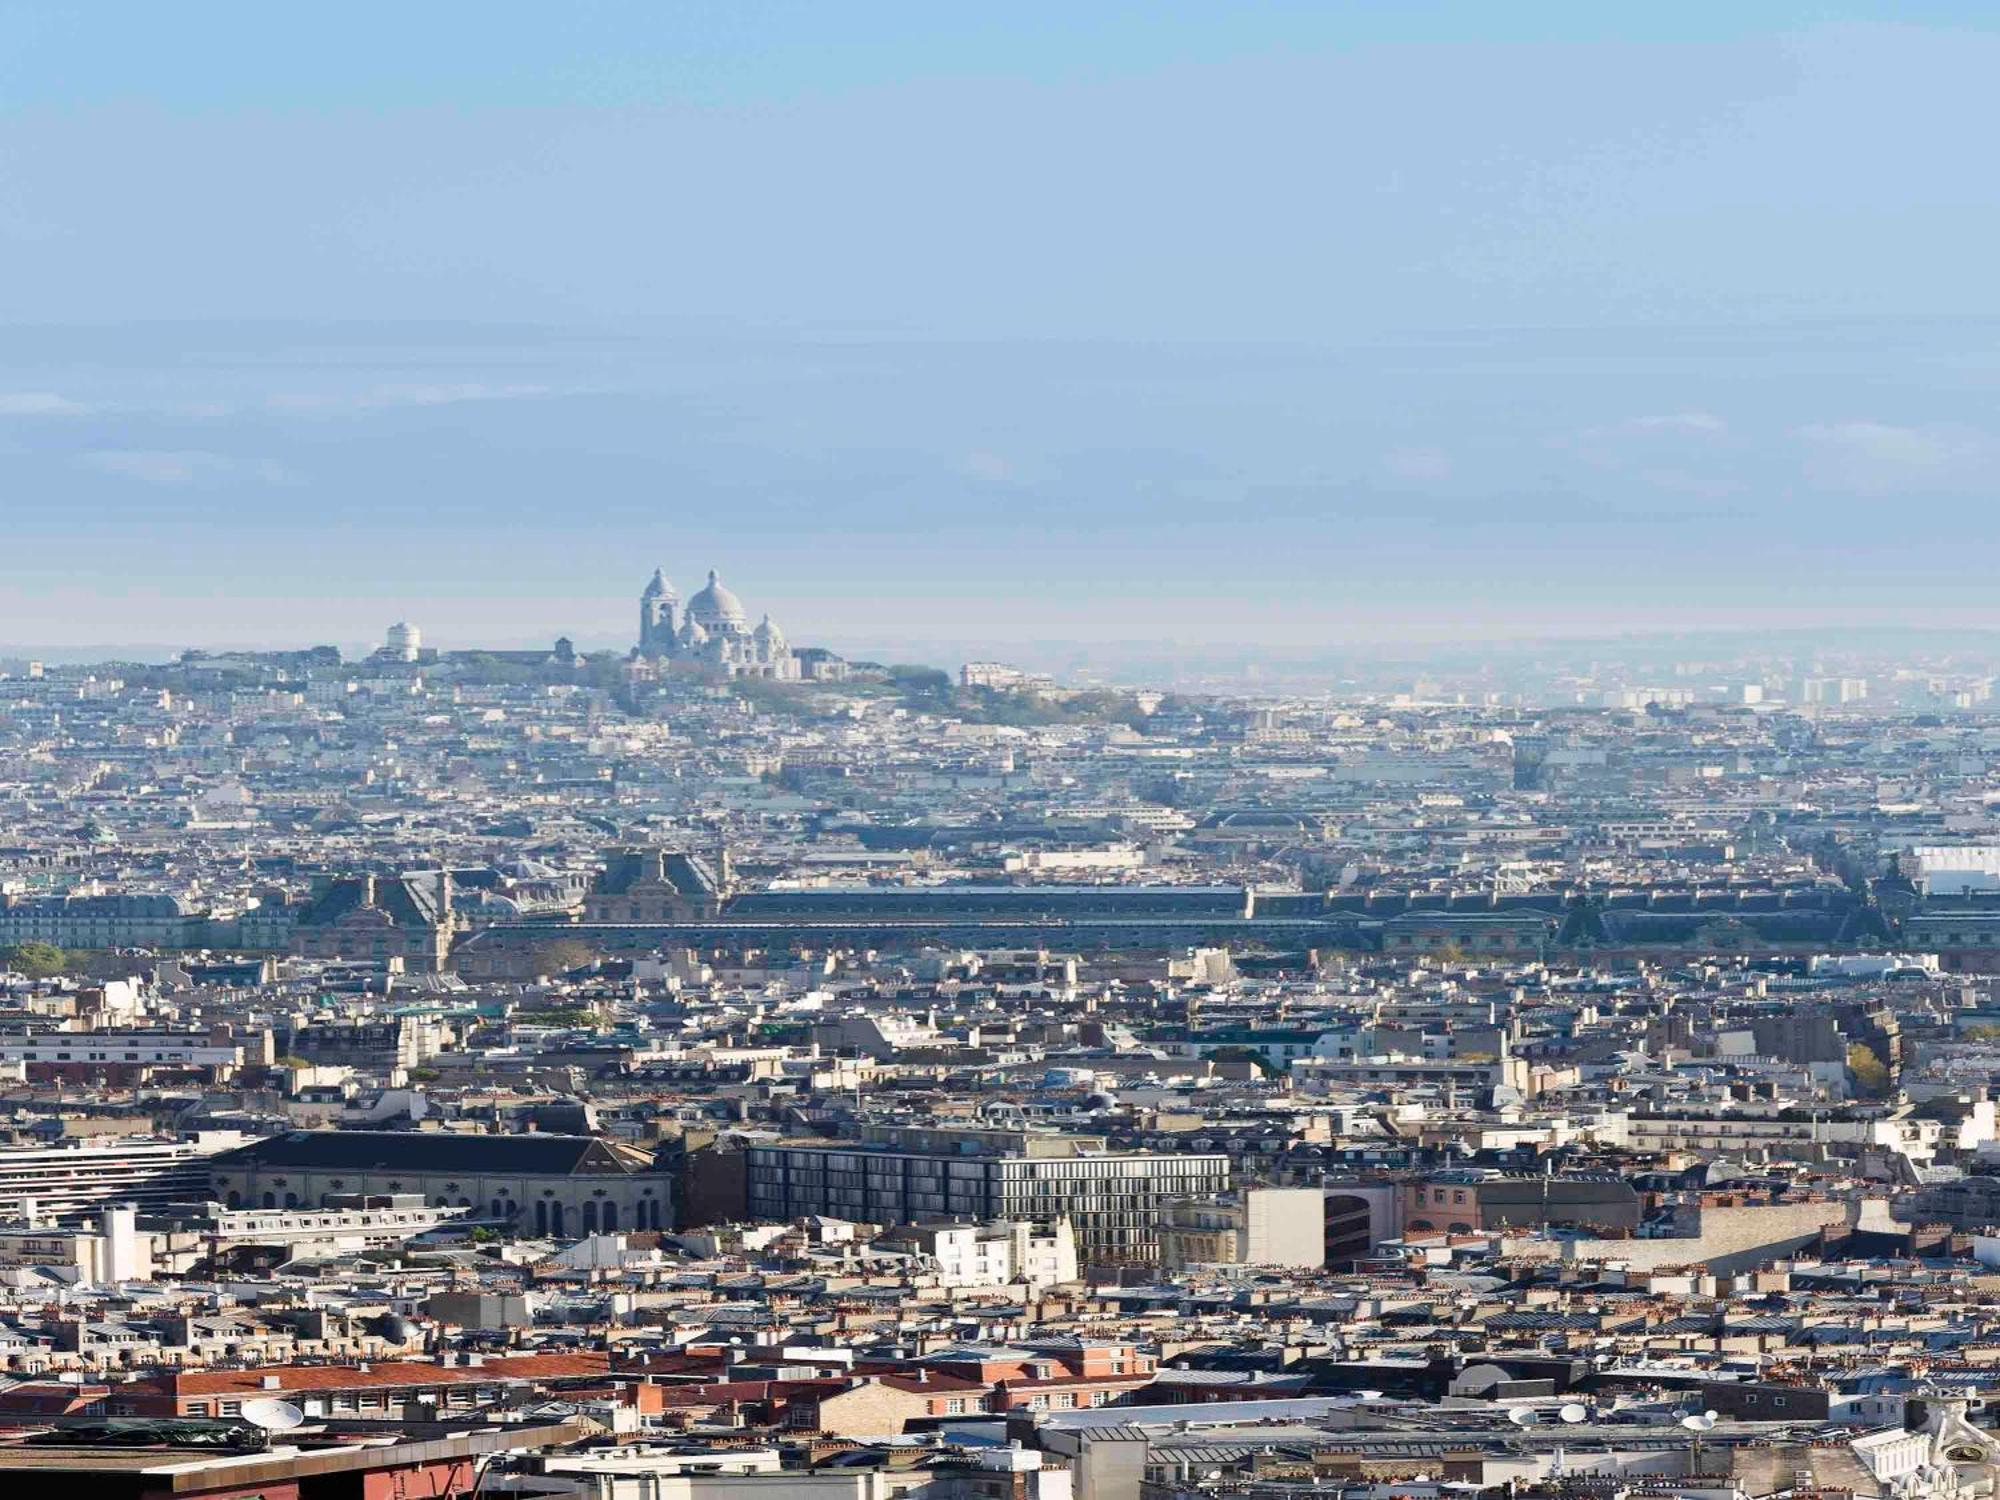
[158, 1351, 613, 1396]
[0, 1383, 108, 1415]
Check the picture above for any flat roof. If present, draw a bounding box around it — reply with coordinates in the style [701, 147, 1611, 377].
[0, 1420, 587, 1489]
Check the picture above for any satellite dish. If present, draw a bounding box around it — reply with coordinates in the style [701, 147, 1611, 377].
[1681, 1413, 1717, 1432]
[1508, 1408, 1537, 1427]
[1559, 1403, 1589, 1425]
[241, 1398, 305, 1432]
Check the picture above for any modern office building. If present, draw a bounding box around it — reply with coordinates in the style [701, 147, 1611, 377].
[0, 1134, 252, 1222]
[745, 1128, 1229, 1265]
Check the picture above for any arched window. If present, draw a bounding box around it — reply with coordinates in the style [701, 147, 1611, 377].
[534, 1201, 548, 1235]
[225, 1190, 241, 1208]
[601, 1202, 617, 1232]
[491, 1199, 504, 1219]
[283, 1193, 299, 1209]
[581, 1201, 599, 1233]
[263, 1192, 276, 1209]
[550, 1202, 565, 1237]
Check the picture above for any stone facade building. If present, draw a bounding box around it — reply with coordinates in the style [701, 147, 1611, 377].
[583, 848, 728, 923]
[210, 1130, 674, 1235]
[290, 873, 456, 972]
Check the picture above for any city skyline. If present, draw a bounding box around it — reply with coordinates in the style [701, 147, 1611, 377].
[8, 8, 2000, 1486]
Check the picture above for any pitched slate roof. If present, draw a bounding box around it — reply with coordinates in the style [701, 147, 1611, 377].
[298, 873, 447, 929]
[215, 1130, 658, 1177]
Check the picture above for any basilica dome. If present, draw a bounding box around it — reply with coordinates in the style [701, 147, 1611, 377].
[687, 570, 748, 631]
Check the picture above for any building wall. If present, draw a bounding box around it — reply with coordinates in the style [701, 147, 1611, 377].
[1241, 1187, 1327, 1267]
[1503, 1199, 1854, 1275]
[1404, 1180, 1485, 1235]
[209, 1163, 672, 1235]
[808, 1380, 933, 1436]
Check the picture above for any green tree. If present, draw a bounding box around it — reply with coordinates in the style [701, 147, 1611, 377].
[529, 938, 599, 979]
[1848, 1042, 1891, 1098]
[0, 942, 67, 978]
[889, 664, 952, 699]
[519, 1007, 596, 1027]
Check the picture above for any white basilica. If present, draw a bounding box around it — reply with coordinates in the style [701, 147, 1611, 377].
[636, 568, 801, 680]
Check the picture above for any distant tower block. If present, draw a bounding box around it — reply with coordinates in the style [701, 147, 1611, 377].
[385, 621, 421, 662]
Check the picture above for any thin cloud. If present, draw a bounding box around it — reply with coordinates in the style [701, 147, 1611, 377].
[265, 382, 558, 414]
[1380, 446, 1453, 483]
[962, 450, 1015, 483]
[1797, 419, 1988, 494]
[1565, 411, 1728, 453]
[1559, 410, 1734, 478]
[1625, 411, 1726, 434]
[1636, 467, 1744, 499]
[0, 391, 89, 416]
[79, 449, 297, 485]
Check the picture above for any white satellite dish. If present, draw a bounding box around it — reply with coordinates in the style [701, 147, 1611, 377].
[241, 1398, 305, 1432]
[1559, 1403, 1589, 1424]
[1507, 1408, 1537, 1427]
[1681, 1412, 1717, 1432]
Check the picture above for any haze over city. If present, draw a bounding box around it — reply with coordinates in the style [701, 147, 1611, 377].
[10, 4, 2000, 654]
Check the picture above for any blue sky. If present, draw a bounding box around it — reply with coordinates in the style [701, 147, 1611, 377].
[6, 3, 2000, 652]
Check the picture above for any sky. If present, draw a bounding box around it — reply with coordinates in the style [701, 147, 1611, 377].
[6, 2, 2000, 655]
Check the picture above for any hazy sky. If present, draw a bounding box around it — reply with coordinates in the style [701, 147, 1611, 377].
[7, 3, 2000, 653]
